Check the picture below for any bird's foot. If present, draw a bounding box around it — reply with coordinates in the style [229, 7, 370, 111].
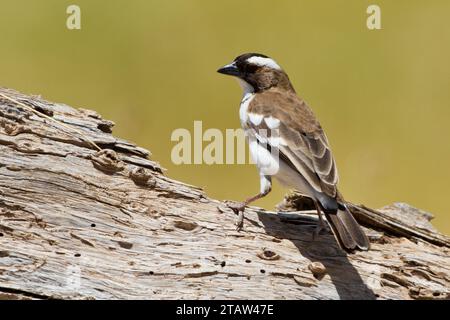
[312, 223, 328, 241]
[226, 201, 246, 231]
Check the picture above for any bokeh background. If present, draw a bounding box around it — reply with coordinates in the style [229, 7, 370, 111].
[1, 0, 449, 234]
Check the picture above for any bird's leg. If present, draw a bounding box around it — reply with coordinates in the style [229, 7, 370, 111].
[227, 175, 271, 231]
[312, 200, 327, 241]
[227, 192, 267, 231]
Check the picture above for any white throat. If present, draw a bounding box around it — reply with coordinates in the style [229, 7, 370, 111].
[237, 78, 254, 96]
[237, 79, 255, 126]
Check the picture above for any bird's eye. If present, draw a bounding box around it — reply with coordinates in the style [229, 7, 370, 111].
[244, 63, 259, 74]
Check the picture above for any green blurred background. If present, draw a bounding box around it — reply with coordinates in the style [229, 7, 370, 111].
[1, 0, 449, 234]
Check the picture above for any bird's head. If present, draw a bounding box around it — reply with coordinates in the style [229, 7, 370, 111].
[217, 53, 294, 93]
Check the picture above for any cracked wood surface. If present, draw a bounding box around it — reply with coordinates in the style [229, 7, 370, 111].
[0, 88, 449, 300]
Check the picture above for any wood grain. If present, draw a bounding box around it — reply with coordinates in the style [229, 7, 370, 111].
[0, 88, 448, 300]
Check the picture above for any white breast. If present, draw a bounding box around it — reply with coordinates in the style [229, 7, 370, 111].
[248, 137, 280, 176]
[239, 92, 254, 126]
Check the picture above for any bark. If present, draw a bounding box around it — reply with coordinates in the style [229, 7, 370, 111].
[0, 88, 448, 300]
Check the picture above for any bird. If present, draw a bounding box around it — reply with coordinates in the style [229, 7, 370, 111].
[217, 53, 369, 252]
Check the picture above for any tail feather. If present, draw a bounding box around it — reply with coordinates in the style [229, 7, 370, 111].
[324, 204, 370, 252]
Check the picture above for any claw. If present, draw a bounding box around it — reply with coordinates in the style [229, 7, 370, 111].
[235, 210, 244, 231]
[226, 201, 246, 231]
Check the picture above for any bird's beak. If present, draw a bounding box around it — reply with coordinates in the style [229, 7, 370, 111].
[217, 62, 240, 77]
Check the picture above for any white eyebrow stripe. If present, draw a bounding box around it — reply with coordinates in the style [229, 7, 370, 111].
[246, 56, 281, 70]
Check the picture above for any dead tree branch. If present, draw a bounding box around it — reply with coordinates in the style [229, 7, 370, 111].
[0, 88, 448, 300]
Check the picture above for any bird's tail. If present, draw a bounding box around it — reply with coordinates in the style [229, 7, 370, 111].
[324, 203, 370, 252]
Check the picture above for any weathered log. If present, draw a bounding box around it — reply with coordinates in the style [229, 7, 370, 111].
[0, 88, 448, 300]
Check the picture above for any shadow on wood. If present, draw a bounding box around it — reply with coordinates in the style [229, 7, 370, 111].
[257, 211, 377, 299]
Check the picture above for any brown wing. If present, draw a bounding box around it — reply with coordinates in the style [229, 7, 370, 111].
[247, 88, 339, 198]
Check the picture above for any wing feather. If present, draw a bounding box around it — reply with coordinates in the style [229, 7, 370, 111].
[246, 89, 339, 198]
